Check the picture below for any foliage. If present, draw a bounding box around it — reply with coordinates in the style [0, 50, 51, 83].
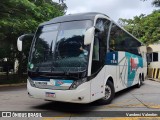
[152, 0, 160, 7]
[118, 10, 160, 44]
[142, 0, 160, 7]
[0, 0, 66, 73]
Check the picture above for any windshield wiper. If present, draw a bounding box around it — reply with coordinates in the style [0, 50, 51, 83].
[38, 71, 80, 80]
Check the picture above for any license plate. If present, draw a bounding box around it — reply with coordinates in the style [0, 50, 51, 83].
[45, 92, 56, 98]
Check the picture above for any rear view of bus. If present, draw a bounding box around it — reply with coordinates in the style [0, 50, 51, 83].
[17, 12, 147, 104]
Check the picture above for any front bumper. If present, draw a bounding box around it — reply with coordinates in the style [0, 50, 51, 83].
[27, 80, 91, 103]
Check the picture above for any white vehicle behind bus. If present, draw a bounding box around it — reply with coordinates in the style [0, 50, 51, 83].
[17, 12, 147, 104]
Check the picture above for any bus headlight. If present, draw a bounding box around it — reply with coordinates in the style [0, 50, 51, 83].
[69, 78, 87, 90]
[28, 77, 36, 87]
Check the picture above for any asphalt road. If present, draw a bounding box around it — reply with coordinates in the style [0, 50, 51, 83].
[0, 80, 160, 120]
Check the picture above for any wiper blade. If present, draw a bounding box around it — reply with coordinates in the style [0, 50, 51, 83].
[65, 69, 87, 79]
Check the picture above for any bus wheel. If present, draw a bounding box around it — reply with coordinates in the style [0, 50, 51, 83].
[136, 75, 142, 88]
[98, 81, 115, 104]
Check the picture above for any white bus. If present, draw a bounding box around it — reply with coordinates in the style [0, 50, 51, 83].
[17, 12, 147, 104]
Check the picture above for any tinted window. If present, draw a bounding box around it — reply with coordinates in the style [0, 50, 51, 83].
[109, 23, 141, 56]
[153, 52, 158, 62]
[30, 20, 92, 73]
[91, 18, 110, 74]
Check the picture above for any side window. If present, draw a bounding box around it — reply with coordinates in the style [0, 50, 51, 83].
[95, 19, 105, 31]
[147, 52, 158, 62]
[153, 52, 158, 62]
[92, 38, 100, 61]
[109, 24, 125, 51]
[95, 18, 110, 46]
[121, 34, 141, 56]
[109, 23, 141, 56]
[91, 18, 110, 74]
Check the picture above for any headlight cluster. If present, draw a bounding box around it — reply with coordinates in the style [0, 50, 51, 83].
[69, 78, 87, 90]
[28, 77, 36, 87]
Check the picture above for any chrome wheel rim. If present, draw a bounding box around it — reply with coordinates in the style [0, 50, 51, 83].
[104, 85, 111, 100]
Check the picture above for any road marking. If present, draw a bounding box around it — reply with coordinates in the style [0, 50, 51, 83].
[102, 102, 160, 109]
[101, 117, 160, 120]
[42, 117, 66, 120]
[42, 113, 70, 120]
[100, 99, 145, 109]
[42, 117, 160, 120]
[144, 102, 160, 109]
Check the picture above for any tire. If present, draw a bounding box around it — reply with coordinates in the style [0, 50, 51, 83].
[98, 80, 115, 105]
[142, 74, 144, 82]
[136, 75, 142, 88]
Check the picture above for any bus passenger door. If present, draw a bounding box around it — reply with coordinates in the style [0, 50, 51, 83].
[90, 36, 105, 101]
[90, 18, 111, 101]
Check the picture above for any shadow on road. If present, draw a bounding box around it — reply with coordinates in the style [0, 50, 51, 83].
[114, 84, 141, 99]
[0, 85, 26, 91]
[31, 84, 143, 114]
[32, 101, 98, 113]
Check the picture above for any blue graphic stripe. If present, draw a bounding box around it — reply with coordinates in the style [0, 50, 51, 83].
[125, 52, 143, 87]
[105, 51, 143, 87]
[106, 52, 118, 65]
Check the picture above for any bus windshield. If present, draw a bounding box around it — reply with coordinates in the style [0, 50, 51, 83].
[28, 20, 92, 76]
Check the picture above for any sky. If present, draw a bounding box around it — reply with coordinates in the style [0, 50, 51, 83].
[54, 0, 157, 22]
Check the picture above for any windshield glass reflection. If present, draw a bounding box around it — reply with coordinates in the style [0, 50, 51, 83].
[29, 20, 92, 76]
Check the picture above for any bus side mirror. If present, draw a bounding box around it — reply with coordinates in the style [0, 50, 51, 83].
[84, 27, 95, 45]
[17, 34, 34, 51]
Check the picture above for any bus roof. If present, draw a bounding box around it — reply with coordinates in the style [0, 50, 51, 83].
[40, 12, 109, 26]
[39, 12, 143, 46]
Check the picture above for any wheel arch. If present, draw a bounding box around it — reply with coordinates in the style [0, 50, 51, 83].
[98, 75, 115, 104]
[142, 73, 144, 81]
[105, 75, 114, 87]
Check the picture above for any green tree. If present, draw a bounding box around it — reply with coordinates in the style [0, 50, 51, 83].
[0, 0, 66, 74]
[118, 10, 160, 44]
[142, 0, 160, 7]
[152, 0, 160, 7]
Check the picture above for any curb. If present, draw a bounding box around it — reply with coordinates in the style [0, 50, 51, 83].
[0, 83, 27, 87]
